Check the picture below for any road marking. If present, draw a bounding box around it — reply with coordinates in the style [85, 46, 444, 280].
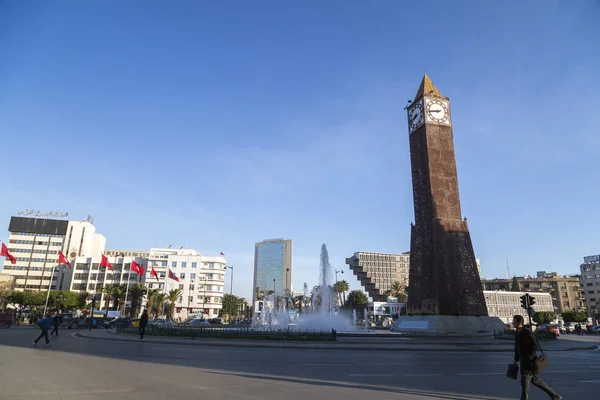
[589, 366, 600, 368]
[581, 380, 600, 384]
[304, 363, 352, 366]
[458, 372, 505, 376]
[348, 373, 394, 377]
[404, 373, 443, 377]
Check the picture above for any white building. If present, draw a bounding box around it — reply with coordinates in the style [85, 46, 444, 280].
[144, 248, 227, 319]
[484, 290, 554, 324]
[70, 255, 148, 313]
[2, 215, 105, 291]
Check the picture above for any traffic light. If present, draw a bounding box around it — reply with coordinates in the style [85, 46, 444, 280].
[520, 294, 528, 310]
[529, 296, 536, 307]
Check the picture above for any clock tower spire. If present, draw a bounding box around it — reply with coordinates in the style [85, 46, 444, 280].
[405, 74, 487, 316]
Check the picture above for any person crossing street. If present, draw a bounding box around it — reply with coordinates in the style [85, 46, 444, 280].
[33, 313, 53, 347]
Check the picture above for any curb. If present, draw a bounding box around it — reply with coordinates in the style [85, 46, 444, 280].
[75, 332, 600, 352]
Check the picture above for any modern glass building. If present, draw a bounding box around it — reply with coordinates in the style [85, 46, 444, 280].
[252, 238, 292, 302]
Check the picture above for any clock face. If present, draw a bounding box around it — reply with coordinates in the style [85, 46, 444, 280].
[425, 98, 451, 125]
[407, 100, 424, 133]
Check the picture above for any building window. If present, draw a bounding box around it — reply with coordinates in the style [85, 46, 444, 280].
[209, 263, 214, 269]
[190, 273, 196, 280]
[172, 261, 177, 268]
[588, 283, 593, 286]
[181, 262, 187, 269]
[192, 262, 197, 269]
[207, 274, 213, 280]
[161, 261, 167, 267]
[179, 284, 184, 290]
[180, 273, 185, 279]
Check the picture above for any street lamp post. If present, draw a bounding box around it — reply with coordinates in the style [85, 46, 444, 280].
[273, 278, 276, 293]
[284, 268, 290, 294]
[335, 269, 344, 283]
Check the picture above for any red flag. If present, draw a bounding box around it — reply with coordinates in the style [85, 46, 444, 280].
[220, 252, 225, 256]
[100, 254, 113, 271]
[132, 260, 144, 275]
[1, 243, 16, 264]
[151, 266, 159, 281]
[58, 250, 71, 268]
[168, 269, 179, 282]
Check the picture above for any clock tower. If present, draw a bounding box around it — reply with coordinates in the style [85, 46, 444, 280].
[406, 74, 487, 316]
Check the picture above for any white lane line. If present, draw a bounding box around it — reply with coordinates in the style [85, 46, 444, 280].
[404, 373, 443, 377]
[581, 380, 600, 384]
[348, 374, 394, 377]
[458, 373, 505, 376]
[304, 363, 352, 366]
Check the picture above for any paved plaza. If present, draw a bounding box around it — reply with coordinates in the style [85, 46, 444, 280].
[1, 328, 599, 399]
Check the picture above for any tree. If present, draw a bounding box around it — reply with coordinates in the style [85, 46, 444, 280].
[345, 290, 368, 311]
[128, 284, 147, 318]
[145, 289, 159, 314]
[333, 280, 349, 306]
[77, 292, 89, 309]
[293, 295, 305, 313]
[221, 294, 241, 317]
[167, 289, 182, 319]
[150, 292, 166, 317]
[562, 310, 589, 324]
[510, 276, 520, 292]
[102, 284, 115, 311]
[533, 311, 555, 324]
[255, 287, 264, 301]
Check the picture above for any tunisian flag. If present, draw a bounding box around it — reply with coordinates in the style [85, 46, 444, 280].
[100, 254, 113, 271]
[150, 266, 159, 281]
[1, 243, 16, 264]
[131, 260, 144, 275]
[168, 269, 179, 282]
[220, 252, 225, 256]
[58, 250, 71, 268]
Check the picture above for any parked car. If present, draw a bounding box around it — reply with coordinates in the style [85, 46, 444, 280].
[0, 312, 13, 328]
[591, 326, 600, 335]
[68, 314, 106, 329]
[187, 319, 210, 327]
[147, 318, 174, 327]
[103, 317, 131, 329]
[536, 324, 561, 337]
[208, 318, 223, 325]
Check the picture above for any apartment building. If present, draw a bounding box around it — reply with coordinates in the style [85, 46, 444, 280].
[144, 248, 227, 319]
[580, 255, 600, 314]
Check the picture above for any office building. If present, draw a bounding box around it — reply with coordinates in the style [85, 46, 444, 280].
[484, 290, 554, 324]
[2, 215, 105, 291]
[144, 248, 226, 319]
[580, 255, 600, 315]
[482, 272, 586, 315]
[345, 251, 410, 301]
[252, 239, 292, 303]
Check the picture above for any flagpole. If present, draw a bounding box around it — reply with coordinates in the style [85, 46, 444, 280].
[162, 268, 168, 317]
[43, 264, 58, 316]
[123, 260, 131, 318]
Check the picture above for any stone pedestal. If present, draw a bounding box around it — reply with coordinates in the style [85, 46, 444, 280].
[390, 315, 506, 336]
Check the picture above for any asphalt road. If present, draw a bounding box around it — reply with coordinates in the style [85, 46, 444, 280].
[1, 328, 598, 399]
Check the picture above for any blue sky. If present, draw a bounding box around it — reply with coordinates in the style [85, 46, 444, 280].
[1, 1, 599, 300]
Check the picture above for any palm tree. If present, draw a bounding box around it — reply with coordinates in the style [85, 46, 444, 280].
[293, 295, 305, 313]
[112, 285, 124, 311]
[151, 292, 167, 317]
[128, 284, 148, 318]
[145, 288, 159, 315]
[167, 288, 182, 320]
[333, 281, 350, 306]
[102, 284, 117, 311]
[390, 281, 407, 303]
[255, 287, 264, 301]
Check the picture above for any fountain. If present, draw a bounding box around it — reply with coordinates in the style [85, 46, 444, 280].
[251, 243, 363, 332]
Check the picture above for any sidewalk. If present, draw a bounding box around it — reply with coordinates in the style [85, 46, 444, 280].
[74, 329, 599, 352]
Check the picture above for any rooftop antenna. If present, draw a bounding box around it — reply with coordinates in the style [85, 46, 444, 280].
[506, 258, 511, 278]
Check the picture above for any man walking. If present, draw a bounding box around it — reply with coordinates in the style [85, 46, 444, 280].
[512, 315, 561, 400]
[50, 312, 62, 337]
[33, 313, 53, 347]
[139, 309, 149, 339]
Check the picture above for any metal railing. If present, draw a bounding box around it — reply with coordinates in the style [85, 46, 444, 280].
[117, 325, 337, 341]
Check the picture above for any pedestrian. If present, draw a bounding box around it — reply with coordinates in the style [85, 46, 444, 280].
[139, 309, 149, 339]
[33, 313, 53, 347]
[512, 315, 561, 400]
[50, 312, 62, 337]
